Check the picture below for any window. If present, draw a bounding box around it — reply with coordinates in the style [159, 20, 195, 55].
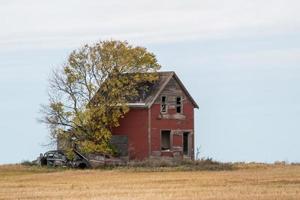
[47, 153, 54, 158]
[161, 130, 171, 151]
[176, 97, 182, 113]
[161, 96, 167, 113]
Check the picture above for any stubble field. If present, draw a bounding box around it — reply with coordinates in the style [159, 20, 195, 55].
[0, 164, 300, 200]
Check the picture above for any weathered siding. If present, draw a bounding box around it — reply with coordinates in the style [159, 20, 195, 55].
[112, 108, 149, 160]
[150, 77, 195, 159]
[112, 76, 196, 160]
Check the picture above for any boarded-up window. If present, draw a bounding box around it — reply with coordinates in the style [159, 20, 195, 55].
[161, 130, 171, 150]
[110, 135, 128, 156]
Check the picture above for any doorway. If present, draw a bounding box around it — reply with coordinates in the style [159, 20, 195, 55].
[183, 132, 189, 156]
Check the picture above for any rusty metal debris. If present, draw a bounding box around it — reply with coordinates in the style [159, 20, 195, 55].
[36, 150, 124, 169]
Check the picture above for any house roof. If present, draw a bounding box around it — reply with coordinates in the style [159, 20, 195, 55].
[128, 71, 199, 109]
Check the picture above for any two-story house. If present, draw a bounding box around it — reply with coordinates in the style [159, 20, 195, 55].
[111, 71, 199, 160]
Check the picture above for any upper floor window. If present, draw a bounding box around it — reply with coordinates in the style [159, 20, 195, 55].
[176, 97, 182, 113]
[161, 96, 167, 113]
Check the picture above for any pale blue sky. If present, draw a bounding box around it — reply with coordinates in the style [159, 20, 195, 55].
[1, 0, 300, 164]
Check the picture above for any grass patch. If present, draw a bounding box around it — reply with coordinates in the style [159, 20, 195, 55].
[94, 158, 234, 172]
[0, 164, 67, 178]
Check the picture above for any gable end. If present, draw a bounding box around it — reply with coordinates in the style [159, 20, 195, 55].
[148, 72, 199, 109]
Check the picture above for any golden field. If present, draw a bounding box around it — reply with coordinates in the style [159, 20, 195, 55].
[0, 164, 300, 200]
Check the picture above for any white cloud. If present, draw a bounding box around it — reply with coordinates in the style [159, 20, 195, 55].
[0, 0, 300, 50]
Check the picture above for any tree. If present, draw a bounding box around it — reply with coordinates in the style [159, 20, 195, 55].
[40, 40, 161, 157]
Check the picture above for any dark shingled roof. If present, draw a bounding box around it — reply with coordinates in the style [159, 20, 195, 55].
[128, 71, 199, 109]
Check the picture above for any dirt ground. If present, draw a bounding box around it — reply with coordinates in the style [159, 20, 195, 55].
[0, 164, 300, 200]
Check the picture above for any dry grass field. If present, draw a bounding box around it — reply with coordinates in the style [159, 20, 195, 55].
[0, 164, 300, 200]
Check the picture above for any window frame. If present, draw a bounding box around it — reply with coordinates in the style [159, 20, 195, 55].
[160, 95, 168, 113]
[176, 96, 183, 114]
[160, 130, 171, 151]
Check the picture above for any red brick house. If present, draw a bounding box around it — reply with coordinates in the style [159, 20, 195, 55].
[111, 71, 199, 160]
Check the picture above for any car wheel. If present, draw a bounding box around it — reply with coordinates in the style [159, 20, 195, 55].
[78, 163, 87, 169]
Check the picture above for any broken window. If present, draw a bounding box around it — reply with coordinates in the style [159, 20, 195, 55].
[161, 96, 167, 113]
[176, 97, 182, 113]
[161, 130, 171, 151]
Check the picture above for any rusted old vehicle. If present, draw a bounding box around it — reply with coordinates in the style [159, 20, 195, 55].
[87, 153, 125, 168]
[38, 150, 70, 167]
[38, 150, 124, 169]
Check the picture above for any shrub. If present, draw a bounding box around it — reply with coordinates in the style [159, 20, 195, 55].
[20, 160, 37, 166]
[121, 157, 233, 171]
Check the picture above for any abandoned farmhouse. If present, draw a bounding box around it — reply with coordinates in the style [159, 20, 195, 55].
[110, 71, 199, 160]
[58, 71, 198, 161]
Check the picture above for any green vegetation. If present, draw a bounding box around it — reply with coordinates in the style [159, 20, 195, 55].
[40, 40, 160, 157]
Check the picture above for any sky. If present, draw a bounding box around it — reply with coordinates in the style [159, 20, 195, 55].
[1, 0, 300, 164]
